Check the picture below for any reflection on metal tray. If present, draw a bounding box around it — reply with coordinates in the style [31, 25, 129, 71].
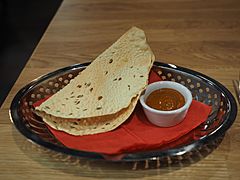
[10, 61, 237, 169]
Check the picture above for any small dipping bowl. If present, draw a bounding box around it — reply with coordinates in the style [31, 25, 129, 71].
[140, 81, 193, 127]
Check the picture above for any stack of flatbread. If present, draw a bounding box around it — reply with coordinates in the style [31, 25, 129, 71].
[35, 27, 155, 135]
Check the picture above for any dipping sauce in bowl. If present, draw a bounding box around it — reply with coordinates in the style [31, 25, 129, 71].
[140, 81, 192, 127]
[146, 88, 185, 111]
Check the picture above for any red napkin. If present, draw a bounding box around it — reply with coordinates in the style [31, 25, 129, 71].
[34, 71, 211, 155]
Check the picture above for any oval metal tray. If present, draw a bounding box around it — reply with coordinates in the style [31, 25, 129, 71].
[10, 62, 237, 168]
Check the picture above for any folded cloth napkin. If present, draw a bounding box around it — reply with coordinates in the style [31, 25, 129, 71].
[34, 71, 211, 155]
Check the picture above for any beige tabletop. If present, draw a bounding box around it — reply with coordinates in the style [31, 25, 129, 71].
[1, 0, 240, 179]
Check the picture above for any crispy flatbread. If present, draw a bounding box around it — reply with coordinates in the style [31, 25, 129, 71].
[37, 96, 138, 135]
[35, 27, 154, 135]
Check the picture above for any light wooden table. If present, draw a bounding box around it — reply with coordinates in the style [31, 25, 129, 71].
[1, 0, 240, 179]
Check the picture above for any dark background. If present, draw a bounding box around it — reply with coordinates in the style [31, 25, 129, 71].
[0, 0, 62, 107]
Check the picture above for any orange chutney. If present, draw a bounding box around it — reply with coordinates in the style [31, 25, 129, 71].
[146, 88, 185, 111]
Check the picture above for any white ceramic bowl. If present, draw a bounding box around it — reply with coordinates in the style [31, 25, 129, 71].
[140, 81, 192, 127]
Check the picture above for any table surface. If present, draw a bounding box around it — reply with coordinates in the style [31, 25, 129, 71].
[1, 0, 240, 179]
